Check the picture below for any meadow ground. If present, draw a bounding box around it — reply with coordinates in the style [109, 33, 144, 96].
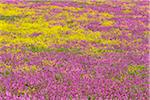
[0, 0, 149, 99]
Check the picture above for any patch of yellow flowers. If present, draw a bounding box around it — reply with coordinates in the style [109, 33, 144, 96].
[0, 3, 120, 54]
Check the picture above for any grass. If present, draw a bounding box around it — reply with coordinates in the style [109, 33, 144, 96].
[0, 15, 22, 22]
[128, 65, 145, 75]
[28, 45, 53, 52]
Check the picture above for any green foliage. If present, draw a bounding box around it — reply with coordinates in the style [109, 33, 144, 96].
[28, 46, 52, 52]
[128, 65, 145, 75]
[0, 15, 22, 21]
[55, 73, 64, 83]
[88, 95, 96, 100]
[1, 70, 11, 77]
[56, 48, 69, 52]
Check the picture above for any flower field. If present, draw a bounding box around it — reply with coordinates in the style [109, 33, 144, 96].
[0, 0, 149, 99]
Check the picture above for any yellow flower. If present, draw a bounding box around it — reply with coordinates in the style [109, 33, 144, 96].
[23, 66, 30, 72]
[31, 65, 37, 71]
[101, 12, 114, 18]
[122, 9, 132, 14]
[0, 4, 22, 16]
[101, 20, 115, 26]
[6, 65, 12, 69]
